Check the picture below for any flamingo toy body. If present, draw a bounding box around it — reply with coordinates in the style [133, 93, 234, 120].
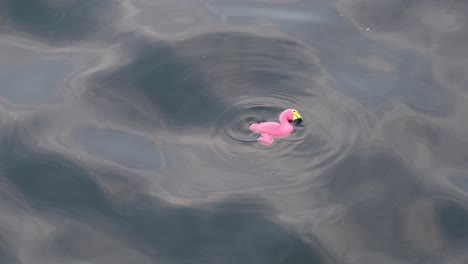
[249, 109, 302, 146]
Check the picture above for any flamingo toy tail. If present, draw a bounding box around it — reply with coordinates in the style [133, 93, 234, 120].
[249, 122, 261, 133]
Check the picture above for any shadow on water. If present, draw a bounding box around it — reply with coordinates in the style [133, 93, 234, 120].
[437, 200, 468, 242]
[2, 149, 110, 214]
[85, 33, 226, 132]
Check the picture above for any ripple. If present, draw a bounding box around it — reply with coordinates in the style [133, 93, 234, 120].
[158, 95, 372, 198]
[215, 94, 299, 145]
[206, 87, 372, 185]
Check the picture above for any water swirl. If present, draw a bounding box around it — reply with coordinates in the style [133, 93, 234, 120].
[204, 84, 372, 190]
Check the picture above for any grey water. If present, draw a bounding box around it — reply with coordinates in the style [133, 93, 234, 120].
[0, 0, 468, 263]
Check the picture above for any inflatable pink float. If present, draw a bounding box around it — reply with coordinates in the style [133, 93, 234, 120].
[249, 109, 302, 146]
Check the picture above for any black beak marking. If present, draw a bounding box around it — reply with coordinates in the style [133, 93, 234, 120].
[294, 118, 302, 125]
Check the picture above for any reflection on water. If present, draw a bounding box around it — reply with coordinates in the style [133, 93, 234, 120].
[451, 174, 468, 193]
[73, 127, 162, 171]
[0, 0, 468, 263]
[206, 1, 328, 24]
[0, 42, 81, 106]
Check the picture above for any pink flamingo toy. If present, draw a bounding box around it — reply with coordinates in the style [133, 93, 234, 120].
[249, 109, 302, 146]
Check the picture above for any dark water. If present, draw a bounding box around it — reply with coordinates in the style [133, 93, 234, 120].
[0, 0, 468, 263]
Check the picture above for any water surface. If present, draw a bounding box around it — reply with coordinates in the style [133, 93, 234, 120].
[0, 0, 468, 263]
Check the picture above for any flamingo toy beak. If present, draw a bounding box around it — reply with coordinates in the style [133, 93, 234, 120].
[293, 111, 302, 125]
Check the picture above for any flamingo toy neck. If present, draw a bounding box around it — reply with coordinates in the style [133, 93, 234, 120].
[278, 110, 293, 129]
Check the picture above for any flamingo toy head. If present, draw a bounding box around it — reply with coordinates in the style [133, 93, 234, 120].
[287, 109, 303, 125]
